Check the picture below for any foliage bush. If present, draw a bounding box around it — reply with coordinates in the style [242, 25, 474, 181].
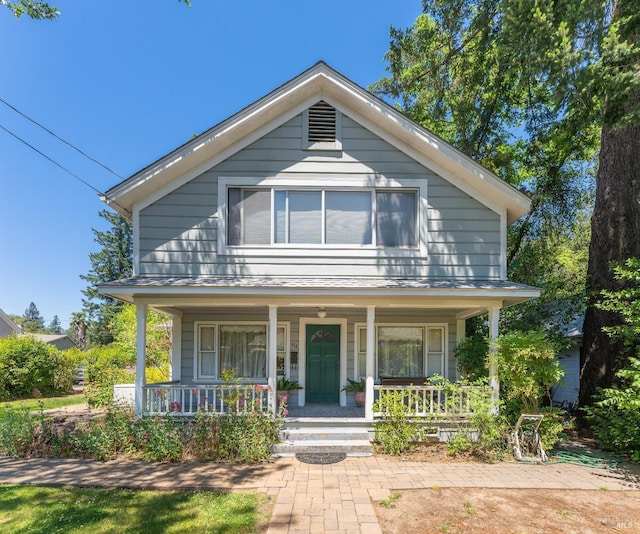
[495, 330, 563, 414]
[584, 357, 640, 462]
[373, 389, 422, 454]
[0, 336, 74, 400]
[454, 336, 489, 380]
[82, 344, 134, 408]
[0, 384, 283, 464]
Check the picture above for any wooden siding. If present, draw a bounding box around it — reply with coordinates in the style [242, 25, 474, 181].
[139, 113, 501, 279]
[179, 307, 459, 393]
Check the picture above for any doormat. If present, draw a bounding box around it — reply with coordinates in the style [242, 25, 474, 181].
[295, 452, 347, 465]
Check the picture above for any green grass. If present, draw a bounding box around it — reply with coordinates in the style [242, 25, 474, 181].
[0, 394, 86, 414]
[0, 485, 269, 533]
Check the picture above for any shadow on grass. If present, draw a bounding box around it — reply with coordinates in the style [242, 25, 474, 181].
[0, 485, 262, 533]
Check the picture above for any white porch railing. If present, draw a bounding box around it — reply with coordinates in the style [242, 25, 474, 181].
[143, 382, 271, 416]
[372, 385, 492, 419]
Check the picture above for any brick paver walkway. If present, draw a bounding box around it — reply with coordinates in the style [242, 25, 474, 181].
[1, 455, 638, 533]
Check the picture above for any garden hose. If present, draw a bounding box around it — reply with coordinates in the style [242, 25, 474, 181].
[547, 450, 623, 469]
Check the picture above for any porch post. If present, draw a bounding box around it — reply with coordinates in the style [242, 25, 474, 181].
[488, 307, 501, 409]
[456, 319, 466, 380]
[268, 305, 278, 414]
[365, 305, 375, 421]
[170, 314, 182, 382]
[135, 302, 148, 417]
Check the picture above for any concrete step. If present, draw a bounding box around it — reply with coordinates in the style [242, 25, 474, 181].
[272, 439, 373, 457]
[280, 427, 371, 442]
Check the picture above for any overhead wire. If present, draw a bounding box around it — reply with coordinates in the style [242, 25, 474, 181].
[0, 97, 131, 216]
[0, 96, 126, 180]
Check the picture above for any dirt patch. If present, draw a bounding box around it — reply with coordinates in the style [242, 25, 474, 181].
[374, 488, 640, 533]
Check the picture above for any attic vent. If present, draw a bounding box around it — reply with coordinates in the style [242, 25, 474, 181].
[308, 101, 336, 143]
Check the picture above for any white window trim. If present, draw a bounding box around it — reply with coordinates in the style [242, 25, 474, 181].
[217, 175, 428, 257]
[193, 321, 289, 383]
[353, 322, 449, 379]
[302, 106, 343, 151]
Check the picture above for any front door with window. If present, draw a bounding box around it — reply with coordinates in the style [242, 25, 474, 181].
[305, 325, 340, 403]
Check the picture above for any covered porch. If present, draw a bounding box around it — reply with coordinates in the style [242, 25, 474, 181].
[100, 277, 538, 421]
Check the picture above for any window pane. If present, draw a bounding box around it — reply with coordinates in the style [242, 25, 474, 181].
[428, 328, 443, 353]
[274, 191, 287, 243]
[377, 326, 424, 377]
[242, 190, 271, 244]
[325, 191, 372, 244]
[219, 325, 267, 378]
[228, 188, 242, 245]
[376, 191, 417, 247]
[289, 191, 321, 244]
[198, 326, 216, 378]
[358, 327, 367, 379]
[427, 353, 443, 376]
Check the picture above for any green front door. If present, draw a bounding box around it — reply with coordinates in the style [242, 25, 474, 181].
[306, 324, 340, 403]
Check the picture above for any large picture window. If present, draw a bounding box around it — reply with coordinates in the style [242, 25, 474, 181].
[195, 323, 288, 381]
[228, 187, 416, 248]
[355, 324, 446, 378]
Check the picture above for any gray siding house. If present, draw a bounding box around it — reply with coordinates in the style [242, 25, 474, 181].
[0, 308, 21, 338]
[100, 63, 538, 418]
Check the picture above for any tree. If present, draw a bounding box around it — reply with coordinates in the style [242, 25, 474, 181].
[1, 0, 58, 19]
[372, 1, 598, 339]
[2, 0, 190, 19]
[81, 209, 132, 346]
[68, 311, 88, 350]
[375, 1, 640, 408]
[21, 302, 45, 333]
[47, 314, 62, 334]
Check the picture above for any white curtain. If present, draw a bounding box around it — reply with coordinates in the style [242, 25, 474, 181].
[219, 325, 267, 378]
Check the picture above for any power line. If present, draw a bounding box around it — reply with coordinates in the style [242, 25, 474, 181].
[0, 96, 125, 180]
[0, 122, 131, 217]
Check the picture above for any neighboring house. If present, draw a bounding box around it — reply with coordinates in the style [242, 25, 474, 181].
[99, 62, 539, 418]
[31, 334, 78, 351]
[552, 317, 582, 407]
[0, 308, 21, 338]
[1, 308, 77, 350]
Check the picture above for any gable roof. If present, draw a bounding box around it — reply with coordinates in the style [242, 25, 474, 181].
[103, 61, 531, 224]
[0, 308, 21, 336]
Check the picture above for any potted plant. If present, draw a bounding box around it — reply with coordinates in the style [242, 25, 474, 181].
[342, 378, 366, 407]
[276, 376, 302, 404]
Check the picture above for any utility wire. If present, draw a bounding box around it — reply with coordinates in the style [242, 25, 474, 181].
[0, 96, 125, 180]
[0, 122, 131, 217]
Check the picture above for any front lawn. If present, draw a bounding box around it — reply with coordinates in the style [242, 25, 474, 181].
[0, 485, 271, 533]
[0, 394, 86, 414]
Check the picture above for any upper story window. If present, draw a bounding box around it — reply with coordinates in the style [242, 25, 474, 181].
[228, 187, 417, 248]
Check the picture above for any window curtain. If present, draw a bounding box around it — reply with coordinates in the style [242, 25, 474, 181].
[377, 326, 424, 377]
[219, 325, 267, 378]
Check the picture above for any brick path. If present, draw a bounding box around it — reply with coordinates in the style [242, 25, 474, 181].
[1, 455, 638, 533]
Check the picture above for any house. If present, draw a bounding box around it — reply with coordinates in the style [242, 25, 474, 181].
[30, 334, 78, 351]
[552, 317, 582, 408]
[1, 308, 77, 350]
[0, 308, 21, 338]
[99, 62, 539, 419]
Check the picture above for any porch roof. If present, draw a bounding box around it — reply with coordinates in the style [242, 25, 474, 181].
[99, 276, 539, 310]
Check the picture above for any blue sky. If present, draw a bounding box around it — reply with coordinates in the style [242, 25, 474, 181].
[0, 0, 421, 328]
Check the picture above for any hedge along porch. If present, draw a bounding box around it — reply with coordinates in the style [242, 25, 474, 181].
[100, 280, 538, 419]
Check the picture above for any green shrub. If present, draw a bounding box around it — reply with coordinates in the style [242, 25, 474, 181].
[128, 416, 184, 462]
[454, 336, 489, 380]
[83, 344, 134, 408]
[0, 336, 74, 399]
[373, 389, 421, 454]
[538, 407, 566, 452]
[584, 357, 640, 461]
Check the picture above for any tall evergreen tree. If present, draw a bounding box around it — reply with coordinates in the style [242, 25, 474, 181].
[374, 0, 640, 407]
[21, 301, 45, 333]
[46, 314, 63, 335]
[81, 209, 132, 346]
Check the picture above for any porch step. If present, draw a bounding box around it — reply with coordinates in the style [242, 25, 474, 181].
[273, 425, 373, 457]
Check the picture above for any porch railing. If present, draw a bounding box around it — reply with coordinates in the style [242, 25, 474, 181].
[143, 382, 270, 416]
[372, 385, 492, 419]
